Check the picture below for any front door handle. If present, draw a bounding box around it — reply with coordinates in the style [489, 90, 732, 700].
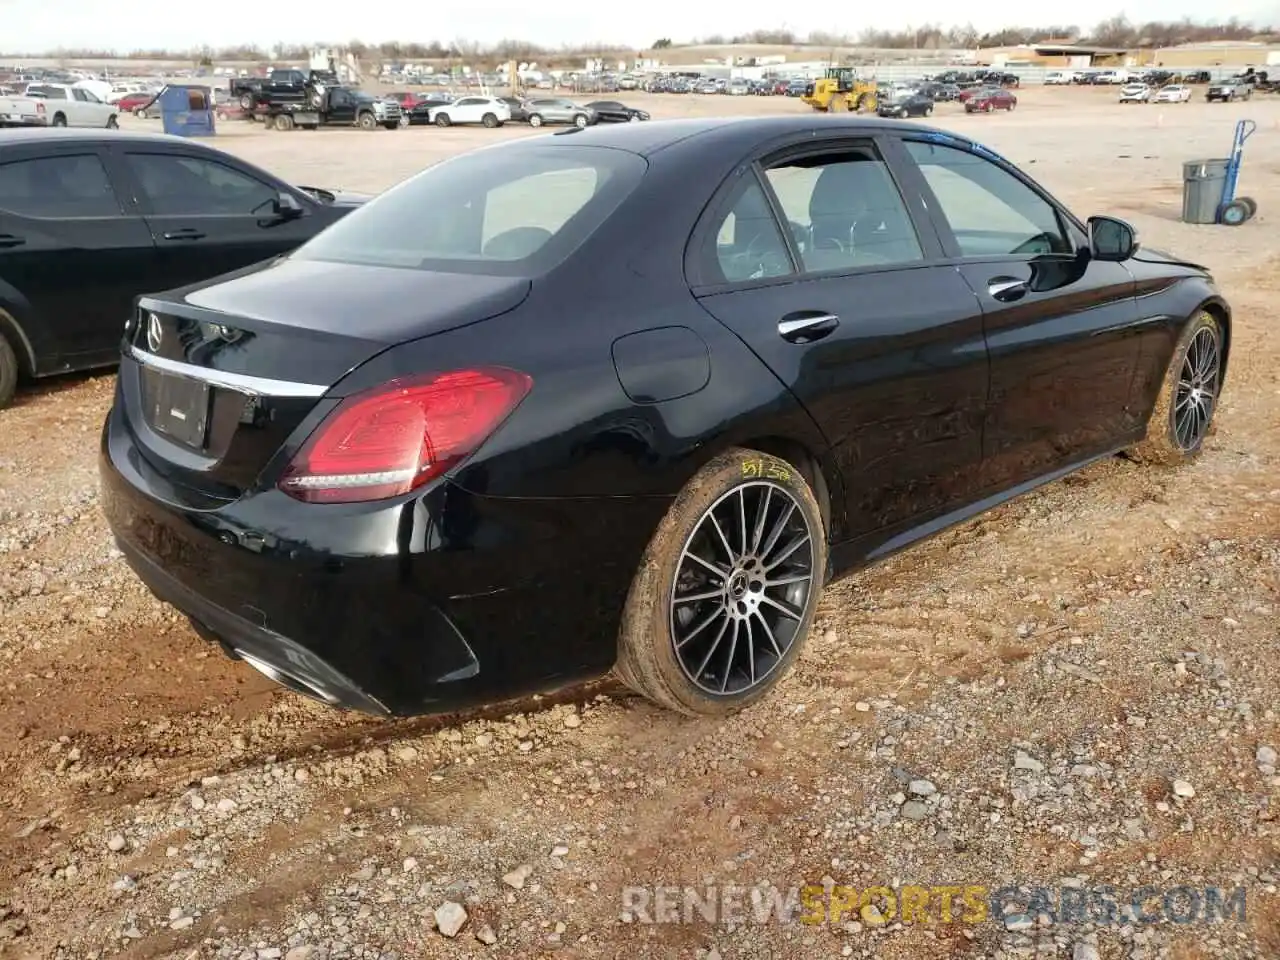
[0, 234, 26, 249]
[987, 277, 1028, 302]
[778, 312, 840, 343]
[162, 229, 206, 241]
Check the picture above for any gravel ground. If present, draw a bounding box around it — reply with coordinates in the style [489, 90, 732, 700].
[0, 87, 1278, 960]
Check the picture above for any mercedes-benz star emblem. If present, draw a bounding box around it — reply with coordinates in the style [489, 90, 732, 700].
[146, 313, 163, 352]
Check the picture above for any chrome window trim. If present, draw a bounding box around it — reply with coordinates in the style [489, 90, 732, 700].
[126, 344, 329, 398]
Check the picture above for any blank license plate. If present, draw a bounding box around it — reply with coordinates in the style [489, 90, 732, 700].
[145, 369, 211, 449]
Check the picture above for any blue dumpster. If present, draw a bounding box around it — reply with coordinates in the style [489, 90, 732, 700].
[159, 84, 215, 137]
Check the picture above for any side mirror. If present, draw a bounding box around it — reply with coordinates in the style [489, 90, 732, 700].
[1087, 215, 1138, 261]
[273, 192, 305, 220]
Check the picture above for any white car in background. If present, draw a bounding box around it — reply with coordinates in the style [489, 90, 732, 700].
[106, 82, 148, 103]
[1043, 71, 1076, 84]
[1153, 84, 1193, 103]
[21, 83, 118, 126]
[1118, 82, 1153, 103]
[426, 96, 511, 128]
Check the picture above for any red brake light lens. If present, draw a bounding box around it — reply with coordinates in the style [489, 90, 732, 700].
[278, 367, 532, 504]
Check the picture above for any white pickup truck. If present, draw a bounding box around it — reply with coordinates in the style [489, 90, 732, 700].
[0, 83, 118, 128]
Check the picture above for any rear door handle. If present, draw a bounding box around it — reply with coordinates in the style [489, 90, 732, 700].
[0, 234, 26, 249]
[162, 229, 206, 241]
[778, 312, 840, 343]
[987, 277, 1028, 302]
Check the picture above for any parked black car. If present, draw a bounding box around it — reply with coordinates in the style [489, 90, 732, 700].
[404, 92, 454, 125]
[0, 130, 368, 407]
[100, 117, 1230, 719]
[877, 93, 934, 118]
[584, 100, 650, 122]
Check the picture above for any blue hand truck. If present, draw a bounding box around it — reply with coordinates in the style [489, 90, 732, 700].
[1217, 119, 1257, 226]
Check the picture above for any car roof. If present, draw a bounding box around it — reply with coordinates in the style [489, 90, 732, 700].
[536, 115, 972, 157]
[0, 129, 205, 148]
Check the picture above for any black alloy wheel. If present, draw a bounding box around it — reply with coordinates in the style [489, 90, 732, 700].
[670, 481, 816, 696]
[1172, 325, 1221, 451]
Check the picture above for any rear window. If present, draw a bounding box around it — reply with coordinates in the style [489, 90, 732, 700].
[293, 144, 646, 275]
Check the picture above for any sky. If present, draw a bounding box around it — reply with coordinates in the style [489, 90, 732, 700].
[1, 0, 1278, 54]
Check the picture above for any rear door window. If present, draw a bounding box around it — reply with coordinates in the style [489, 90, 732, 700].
[764, 145, 925, 272]
[0, 154, 122, 217]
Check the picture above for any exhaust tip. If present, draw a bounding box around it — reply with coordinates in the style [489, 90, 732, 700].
[235, 649, 340, 706]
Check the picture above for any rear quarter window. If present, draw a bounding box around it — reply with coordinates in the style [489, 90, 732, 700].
[293, 144, 647, 275]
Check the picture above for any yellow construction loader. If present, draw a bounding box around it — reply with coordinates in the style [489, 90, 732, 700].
[801, 67, 878, 113]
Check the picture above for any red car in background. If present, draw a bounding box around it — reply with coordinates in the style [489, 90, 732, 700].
[965, 88, 1017, 112]
[386, 91, 424, 110]
[116, 92, 155, 114]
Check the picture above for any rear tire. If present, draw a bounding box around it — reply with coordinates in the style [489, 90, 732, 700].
[615, 448, 827, 716]
[106, 115, 118, 129]
[528, 113, 543, 127]
[435, 113, 451, 127]
[52, 113, 67, 127]
[275, 113, 295, 131]
[1127, 311, 1223, 466]
[482, 112, 498, 128]
[573, 114, 588, 128]
[0, 332, 17, 409]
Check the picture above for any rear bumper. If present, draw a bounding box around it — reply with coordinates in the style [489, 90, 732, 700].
[115, 535, 393, 714]
[99, 402, 666, 716]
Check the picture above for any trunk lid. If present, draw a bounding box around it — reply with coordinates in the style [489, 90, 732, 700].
[119, 257, 531, 502]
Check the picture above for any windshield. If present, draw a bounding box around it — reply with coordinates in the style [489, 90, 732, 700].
[293, 144, 647, 275]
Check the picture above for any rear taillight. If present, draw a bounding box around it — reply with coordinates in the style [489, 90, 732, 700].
[278, 367, 532, 504]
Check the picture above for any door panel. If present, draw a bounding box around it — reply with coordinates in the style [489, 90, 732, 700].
[953, 258, 1141, 487]
[0, 151, 155, 365]
[120, 150, 314, 288]
[698, 268, 988, 537]
[690, 152, 989, 540]
[897, 136, 1141, 487]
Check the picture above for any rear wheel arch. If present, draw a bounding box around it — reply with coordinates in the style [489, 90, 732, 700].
[0, 306, 36, 378]
[727, 436, 834, 542]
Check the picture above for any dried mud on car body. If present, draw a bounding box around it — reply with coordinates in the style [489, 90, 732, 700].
[0, 89, 1277, 959]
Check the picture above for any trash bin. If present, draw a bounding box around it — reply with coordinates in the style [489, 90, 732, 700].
[159, 84, 215, 137]
[1181, 159, 1229, 224]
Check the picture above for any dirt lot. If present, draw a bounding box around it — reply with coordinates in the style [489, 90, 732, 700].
[1, 86, 1278, 960]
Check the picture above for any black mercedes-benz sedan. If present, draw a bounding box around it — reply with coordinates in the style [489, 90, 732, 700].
[0, 130, 368, 408]
[99, 116, 1230, 718]
[584, 100, 650, 123]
